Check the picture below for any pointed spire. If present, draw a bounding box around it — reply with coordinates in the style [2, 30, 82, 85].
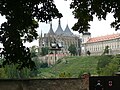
[59, 18, 61, 25]
[55, 18, 64, 35]
[48, 21, 55, 35]
[50, 21, 52, 29]
[63, 24, 73, 36]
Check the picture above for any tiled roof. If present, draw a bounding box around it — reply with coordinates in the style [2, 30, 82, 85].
[55, 19, 64, 35]
[63, 24, 73, 36]
[87, 33, 120, 43]
[48, 23, 55, 35]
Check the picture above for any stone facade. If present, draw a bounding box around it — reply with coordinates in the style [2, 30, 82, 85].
[81, 32, 120, 56]
[39, 54, 68, 66]
[39, 19, 81, 64]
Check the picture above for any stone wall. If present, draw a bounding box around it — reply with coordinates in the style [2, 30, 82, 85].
[0, 78, 88, 90]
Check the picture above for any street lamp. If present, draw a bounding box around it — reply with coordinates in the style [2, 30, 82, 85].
[49, 42, 63, 76]
[50, 42, 62, 64]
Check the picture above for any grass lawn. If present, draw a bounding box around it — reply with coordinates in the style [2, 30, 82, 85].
[38, 56, 100, 78]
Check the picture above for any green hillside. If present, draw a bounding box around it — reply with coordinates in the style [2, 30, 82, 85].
[39, 56, 100, 78]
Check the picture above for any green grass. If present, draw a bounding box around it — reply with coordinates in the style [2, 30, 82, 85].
[38, 56, 100, 78]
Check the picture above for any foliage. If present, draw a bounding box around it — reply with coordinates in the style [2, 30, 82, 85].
[86, 50, 91, 56]
[4, 64, 20, 78]
[59, 72, 72, 78]
[70, 0, 120, 33]
[97, 55, 114, 75]
[68, 44, 77, 56]
[40, 63, 48, 68]
[30, 46, 38, 58]
[41, 47, 49, 56]
[99, 54, 120, 76]
[4, 64, 38, 79]
[0, 0, 62, 70]
[102, 45, 109, 55]
[56, 59, 62, 64]
[78, 70, 86, 78]
[0, 68, 7, 78]
[0, 58, 4, 66]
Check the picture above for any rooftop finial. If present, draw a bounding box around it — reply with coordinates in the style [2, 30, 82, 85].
[59, 18, 61, 25]
[48, 21, 55, 35]
[50, 21, 52, 29]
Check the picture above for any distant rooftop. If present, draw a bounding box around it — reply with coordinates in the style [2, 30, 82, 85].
[87, 33, 120, 43]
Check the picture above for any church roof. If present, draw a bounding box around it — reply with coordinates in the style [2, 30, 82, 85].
[63, 24, 73, 36]
[48, 23, 55, 35]
[87, 33, 120, 43]
[55, 19, 64, 35]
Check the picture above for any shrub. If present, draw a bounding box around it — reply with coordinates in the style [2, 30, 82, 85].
[97, 55, 114, 75]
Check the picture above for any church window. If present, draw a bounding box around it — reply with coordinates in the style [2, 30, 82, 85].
[98, 47, 99, 51]
[96, 48, 98, 51]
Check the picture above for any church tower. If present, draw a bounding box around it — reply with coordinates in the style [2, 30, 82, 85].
[47, 22, 55, 47]
[82, 31, 91, 43]
[63, 24, 73, 36]
[48, 22, 55, 35]
[55, 18, 64, 35]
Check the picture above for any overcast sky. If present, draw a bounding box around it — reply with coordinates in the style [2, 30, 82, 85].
[0, 0, 120, 47]
[38, 0, 120, 37]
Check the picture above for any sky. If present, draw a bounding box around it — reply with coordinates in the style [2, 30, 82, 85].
[0, 0, 120, 47]
[38, 0, 120, 37]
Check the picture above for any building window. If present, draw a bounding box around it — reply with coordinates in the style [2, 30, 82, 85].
[82, 39, 84, 42]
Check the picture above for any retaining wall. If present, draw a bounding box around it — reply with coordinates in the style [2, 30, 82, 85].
[0, 78, 88, 90]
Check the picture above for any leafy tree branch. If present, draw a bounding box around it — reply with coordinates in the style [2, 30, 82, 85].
[70, 0, 120, 33]
[0, 0, 62, 70]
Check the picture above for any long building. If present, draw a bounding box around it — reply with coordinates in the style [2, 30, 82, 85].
[81, 32, 120, 55]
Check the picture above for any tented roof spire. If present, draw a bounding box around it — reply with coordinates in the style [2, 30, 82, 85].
[48, 21, 55, 35]
[63, 24, 73, 36]
[55, 18, 64, 35]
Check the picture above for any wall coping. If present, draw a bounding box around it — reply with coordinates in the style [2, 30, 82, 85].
[0, 78, 82, 81]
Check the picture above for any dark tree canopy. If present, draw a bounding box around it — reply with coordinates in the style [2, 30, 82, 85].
[103, 45, 109, 55]
[41, 47, 49, 56]
[86, 50, 91, 56]
[0, 0, 62, 70]
[70, 0, 120, 33]
[68, 44, 77, 56]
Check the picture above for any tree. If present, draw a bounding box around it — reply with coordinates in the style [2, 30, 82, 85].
[97, 55, 113, 75]
[30, 46, 38, 58]
[68, 44, 77, 56]
[102, 46, 109, 55]
[99, 54, 120, 76]
[86, 50, 91, 56]
[41, 47, 49, 56]
[70, 0, 120, 33]
[0, 0, 62, 70]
